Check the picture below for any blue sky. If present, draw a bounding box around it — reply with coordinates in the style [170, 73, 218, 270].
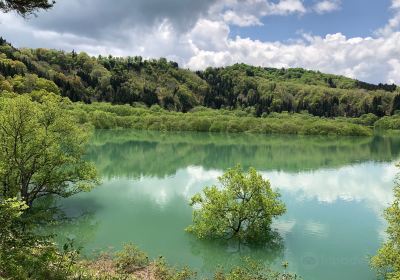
[232, 0, 392, 41]
[1, 0, 400, 84]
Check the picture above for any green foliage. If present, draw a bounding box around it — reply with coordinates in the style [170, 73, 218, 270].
[0, 0, 54, 16]
[213, 258, 299, 280]
[114, 243, 149, 273]
[69, 102, 373, 136]
[0, 197, 296, 279]
[186, 166, 285, 243]
[199, 64, 397, 117]
[0, 198, 86, 280]
[375, 115, 400, 130]
[154, 257, 196, 280]
[0, 198, 28, 254]
[371, 164, 400, 279]
[0, 40, 398, 119]
[0, 93, 98, 206]
[338, 113, 380, 126]
[7, 74, 60, 95]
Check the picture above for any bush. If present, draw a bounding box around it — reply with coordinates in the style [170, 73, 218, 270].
[375, 115, 400, 130]
[114, 243, 149, 273]
[213, 258, 300, 280]
[0, 198, 85, 280]
[153, 257, 195, 280]
[69, 102, 375, 136]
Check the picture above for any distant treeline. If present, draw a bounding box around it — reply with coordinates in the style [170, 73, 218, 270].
[68, 102, 372, 136]
[0, 37, 399, 119]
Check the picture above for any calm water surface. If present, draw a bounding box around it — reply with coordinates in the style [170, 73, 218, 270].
[55, 130, 400, 280]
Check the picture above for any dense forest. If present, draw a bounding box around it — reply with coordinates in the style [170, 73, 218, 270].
[0, 37, 399, 119]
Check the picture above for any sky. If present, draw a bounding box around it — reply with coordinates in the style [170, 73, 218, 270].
[0, 0, 400, 84]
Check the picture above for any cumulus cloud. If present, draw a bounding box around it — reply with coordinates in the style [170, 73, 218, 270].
[376, 0, 400, 36]
[186, 30, 400, 84]
[313, 0, 341, 14]
[269, 0, 306, 15]
[222, 10, 263, 27]
[0, 0, 400, 84]
[217, 0, 306, 27]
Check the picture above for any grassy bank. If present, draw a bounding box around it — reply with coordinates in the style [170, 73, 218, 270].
[70, 102, 373, 136]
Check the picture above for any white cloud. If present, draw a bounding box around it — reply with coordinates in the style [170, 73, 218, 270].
[1, 0, 400, 84]
[392, 0, 400, 9]
[269, 0, 306, 15]
[222, 10, 263, 26]
[186, 29, 400, 84]
[188, 19, 229, 51]
[388, 59, 400, 84]
[208, 0, 307, 28]
[313, 0, 341, 14]
[102, 162, 397, 222]
[376, 0, 400, 36]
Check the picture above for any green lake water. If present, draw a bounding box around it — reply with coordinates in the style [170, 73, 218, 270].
[54, 130, 400, 280]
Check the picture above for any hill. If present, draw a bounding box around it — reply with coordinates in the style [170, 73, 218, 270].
[0, 37, 399, 119]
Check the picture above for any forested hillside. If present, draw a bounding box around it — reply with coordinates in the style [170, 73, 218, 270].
[0, 37, 399, 118]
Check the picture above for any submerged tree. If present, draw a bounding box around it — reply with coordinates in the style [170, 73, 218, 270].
[371, 163, 400, 279]
[0, 93, 98, 207]
[186, 166, 286, 244]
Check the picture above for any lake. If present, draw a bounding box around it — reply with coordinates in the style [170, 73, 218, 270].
[54, 130, 400, 280]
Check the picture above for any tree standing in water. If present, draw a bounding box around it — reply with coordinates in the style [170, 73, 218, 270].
[186, 165, 286, 244]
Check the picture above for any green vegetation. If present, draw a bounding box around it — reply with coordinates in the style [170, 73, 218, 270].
[0, 38, 398, 118]
[0, 197, 298, 279]
[0, 198, 84, 280]
[186, 166, 285, 243]
[200, 65, 398, 117]
[0, 38, 399, 136]
[70, 102, 373, 136]
[375, 113, 400, 130]
[213, 258, 298, 280]
[114, 243, 150, 273]
[0, 0, 54, 16]
[1, 3, 396, 280]
[2, 37, 399, 136]
[0, 94, 296, 278]
[0, 93, 98, 207]
[371, 163, 400, 280]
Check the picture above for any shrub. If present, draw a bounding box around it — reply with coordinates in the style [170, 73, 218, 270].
[153, 257, 195, 280]
[114, 243, 149, 273]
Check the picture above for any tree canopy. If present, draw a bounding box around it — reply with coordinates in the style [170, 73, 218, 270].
[186, 166, 286, 243]
[0, 39, 398, 119]
[0, 0, 54, 16]
[371, 164, 400, 279]
[0, 92, 98, 206]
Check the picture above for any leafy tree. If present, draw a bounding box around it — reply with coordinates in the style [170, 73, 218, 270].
[186, 166, 286, 243]
[0, 93, 98, 207]
[0, 0, 55, 16]
[371, 163, 400, 279]
[0, 198, 88, 280]
[391, 94, 400, 115]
